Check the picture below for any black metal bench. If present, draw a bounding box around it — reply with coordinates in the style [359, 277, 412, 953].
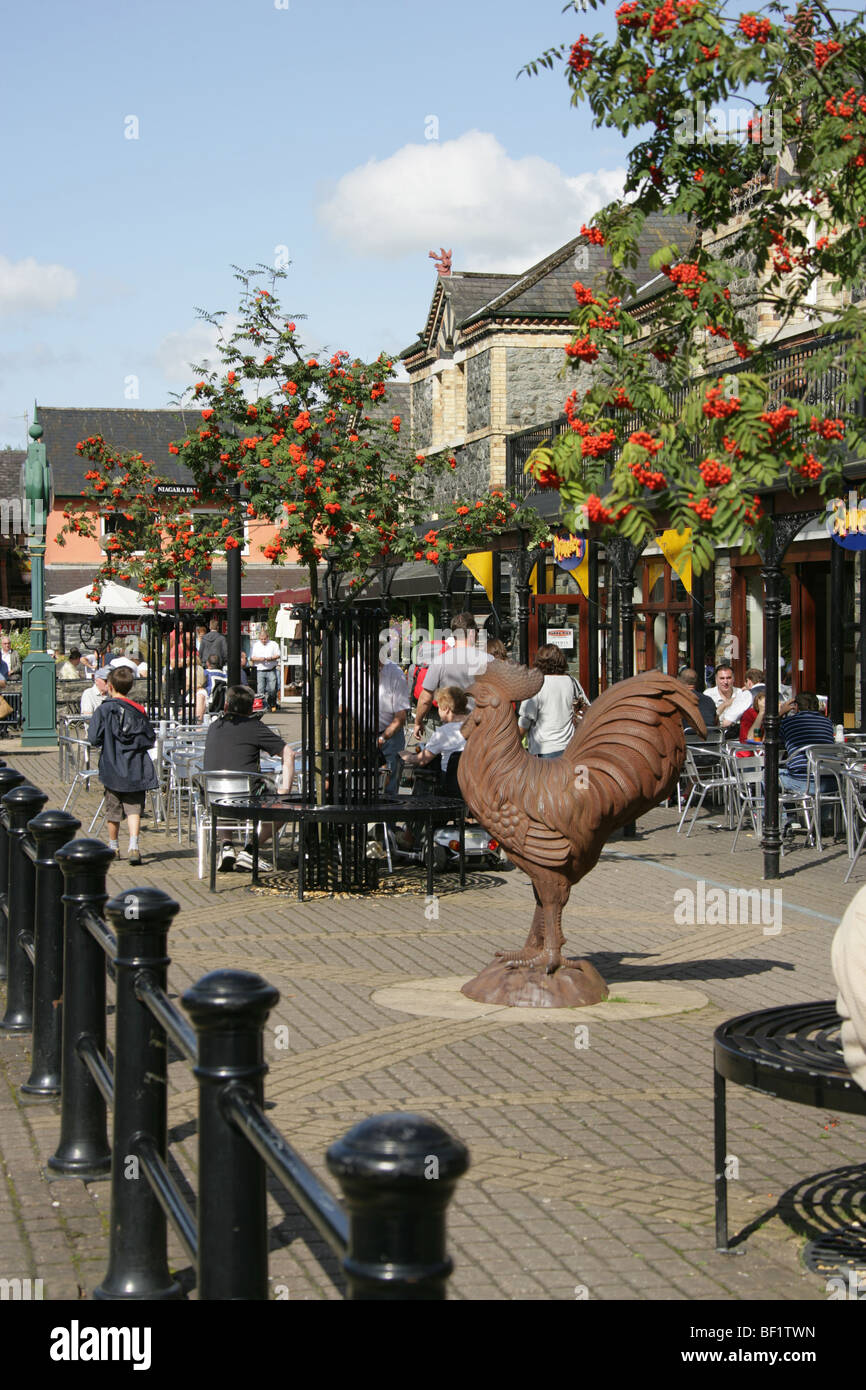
[714, 1001, 866, 1274]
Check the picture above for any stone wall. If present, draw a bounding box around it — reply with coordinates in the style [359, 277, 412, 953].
[412, 377, 433, 451]
[505, 348, 568, 430]
[466, 351, 490, 433]
[713, 553, 733, 664]
[432, 438, 490, 511]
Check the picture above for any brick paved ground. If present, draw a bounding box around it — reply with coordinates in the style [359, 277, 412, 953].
[2, 737, 865, 1303]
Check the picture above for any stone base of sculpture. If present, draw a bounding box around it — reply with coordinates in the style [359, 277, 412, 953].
[461, 957, 609, 1008]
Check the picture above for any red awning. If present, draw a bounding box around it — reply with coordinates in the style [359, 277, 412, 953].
[270, 586, 312, 605]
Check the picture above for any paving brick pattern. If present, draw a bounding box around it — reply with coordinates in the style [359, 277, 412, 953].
[1, 743, 864, 1301]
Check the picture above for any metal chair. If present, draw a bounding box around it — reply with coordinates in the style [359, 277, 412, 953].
[194, 771, 279, 880]
[802, 744, 858, 851]
[727, 750, 764, 853]
[677, 745, 738, 836]
[843, 768, 866, 882]
[164, 747, 204, 844]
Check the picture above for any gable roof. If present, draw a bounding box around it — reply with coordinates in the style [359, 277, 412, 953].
[403, 213, 697, 359]
[39, 408, 197, 496]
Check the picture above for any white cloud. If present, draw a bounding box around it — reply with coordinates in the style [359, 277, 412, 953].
[317, 131, 626, 272]
[155, 317, 239, 383]
[0, 254, 78, 315]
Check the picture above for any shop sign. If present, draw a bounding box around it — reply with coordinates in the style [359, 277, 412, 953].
[827, 492, 866, 550]
[546, 627, 575, 650]
[553, 532, 587, 571]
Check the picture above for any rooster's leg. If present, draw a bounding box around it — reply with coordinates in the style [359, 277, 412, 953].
[495, 898, 545, 963]
[499, 875, 569, 973]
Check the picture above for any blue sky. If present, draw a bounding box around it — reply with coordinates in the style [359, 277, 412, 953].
[1, 0, 631, 447]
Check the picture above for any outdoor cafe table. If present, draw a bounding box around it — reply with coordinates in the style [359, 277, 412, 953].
[209, 794, 467, 900]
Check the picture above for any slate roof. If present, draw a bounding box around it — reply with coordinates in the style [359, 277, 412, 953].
[40, 408, 199, 497]
[403, 214, 697, 358]
[462, 213, 696, 325]
[0, 450, 24, 500]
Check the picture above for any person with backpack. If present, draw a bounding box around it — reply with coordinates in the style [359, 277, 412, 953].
[88, 665, 158, 865]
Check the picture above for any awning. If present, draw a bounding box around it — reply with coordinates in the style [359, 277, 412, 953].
[46, 581, 152, 616]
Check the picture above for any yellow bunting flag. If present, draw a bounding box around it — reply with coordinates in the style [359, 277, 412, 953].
[658, 528, 693, 594]
[463, 551, 493, 601]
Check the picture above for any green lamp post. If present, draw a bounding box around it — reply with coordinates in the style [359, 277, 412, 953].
[22, 407, 57, 747]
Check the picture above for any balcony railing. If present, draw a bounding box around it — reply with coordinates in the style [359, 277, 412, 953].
[505, 334, 862, 495]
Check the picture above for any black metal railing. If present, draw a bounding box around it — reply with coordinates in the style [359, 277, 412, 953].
[0, 776, 469, 1300]
[505, 334, 863, 495]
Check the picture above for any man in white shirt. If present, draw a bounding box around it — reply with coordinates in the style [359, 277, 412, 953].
[412, 613, 491, 740]
[251, 631, 281, 711]
[81, 667, 110, 717]
[378, 657, 410, 797]
[704, 662, 752, 734]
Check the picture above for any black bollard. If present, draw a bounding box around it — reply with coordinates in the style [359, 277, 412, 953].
[183, 969, 279, 1300]
[0, 766, 25, 982]
[327, 1112, 469, 1300]
[48, 839, 116, 1179]
[21, 810, 81, 1098]
[0, 784, 48, 1033]
[94, 886, 183, 1300]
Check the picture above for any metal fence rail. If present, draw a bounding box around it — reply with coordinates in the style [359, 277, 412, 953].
[505, 334, 862, 495]
[0, 772, 469, 1300]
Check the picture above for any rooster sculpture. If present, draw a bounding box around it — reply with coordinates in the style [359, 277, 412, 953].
[457, 663, 704, 1004]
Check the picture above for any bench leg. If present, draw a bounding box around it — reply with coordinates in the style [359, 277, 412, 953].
[714, 1067, 729, 1251]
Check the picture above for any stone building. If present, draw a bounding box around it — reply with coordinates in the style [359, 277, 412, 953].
[401, 215, 692, 509]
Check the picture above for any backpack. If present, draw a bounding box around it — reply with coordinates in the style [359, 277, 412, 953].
[209, 680, 227, 713]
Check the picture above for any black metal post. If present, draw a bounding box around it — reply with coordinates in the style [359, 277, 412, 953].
[326, 1112, 469, 1300]
[0, 766, 25, 982]
[172, 579, 181, 717]
[491, 552, 503, 638]
[610, 579, 621, 685]
[762, 561, 782, 881]
[692, 569, 706, 686]
[829, 541, 844, 726]
[94, 886, 183, 1300]
[183, 969, 279, 1300]
[21, 809, 81, 1098]
[587, 543, 599, 700]
[513, 535, 544, 668]
[438, 564, 453, 637]
[49, 839, 116, 1178]
[0, 784, 48, 1033]
[227, 482, 242, 688]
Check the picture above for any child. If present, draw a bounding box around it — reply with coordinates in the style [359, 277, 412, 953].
[87, 666, 158, 865]
[404, 686, 468, 774]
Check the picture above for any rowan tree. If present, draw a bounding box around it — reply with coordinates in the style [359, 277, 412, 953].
[523, 0, 866, 570]
[60, 267, 547, 603]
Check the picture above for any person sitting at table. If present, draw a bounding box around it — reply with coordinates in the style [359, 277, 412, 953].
[203, 684, 294, 872]
[81, 666, 110, 717]
[0, 633, 20, 677]
[740, 691, 765, 743]
[679, 669, 718, 734]
[401, 686, 468, 792]
[704, 661, 752, 737]
[58, 648, 86, 680]
[779, 691, 836, 836]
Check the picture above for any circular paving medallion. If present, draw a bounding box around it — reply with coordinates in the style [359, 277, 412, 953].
[371, 976, 708, 1023]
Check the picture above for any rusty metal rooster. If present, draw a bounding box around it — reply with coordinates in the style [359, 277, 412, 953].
[458, 662, 705, 1006]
